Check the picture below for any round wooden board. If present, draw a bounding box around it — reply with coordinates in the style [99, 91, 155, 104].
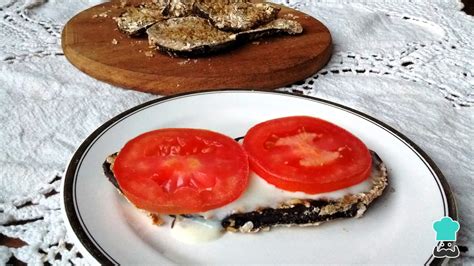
[62, 3, 332, 95]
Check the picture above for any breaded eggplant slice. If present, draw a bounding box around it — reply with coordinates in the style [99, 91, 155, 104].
[222, 151, 388, 233]
[114, 4, 168, 36]
[194, 0, 280, 32]
[103, 152, 121, 193]
[147, 16, 237, 57]
[236, 18, 303, 41]
[103, 151, 388, 233]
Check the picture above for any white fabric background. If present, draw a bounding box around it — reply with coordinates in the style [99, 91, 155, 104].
[0, 0, 472, 264]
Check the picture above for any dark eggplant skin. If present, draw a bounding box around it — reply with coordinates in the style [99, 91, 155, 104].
[102, 153, 122, 193]
[221, 202, 360, 230]
[153, 39, 240, 57]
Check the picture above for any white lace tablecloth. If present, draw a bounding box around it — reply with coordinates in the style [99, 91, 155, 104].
[0, 0, 472, 264]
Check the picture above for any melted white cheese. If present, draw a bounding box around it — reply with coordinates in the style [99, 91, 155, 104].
[170, 170, 374, 243]
[199, 171, 374, 220]
[170, 217, 223, 243]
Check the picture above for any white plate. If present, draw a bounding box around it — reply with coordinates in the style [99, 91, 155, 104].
[61, 90, 456, 265]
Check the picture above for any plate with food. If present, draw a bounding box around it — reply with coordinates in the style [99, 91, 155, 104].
[61, 0, 332, 94]
[61, 90, 456, 264]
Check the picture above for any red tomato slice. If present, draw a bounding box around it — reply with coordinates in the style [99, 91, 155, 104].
[113, 128, 249, 214]
[243, 116, 372, 194]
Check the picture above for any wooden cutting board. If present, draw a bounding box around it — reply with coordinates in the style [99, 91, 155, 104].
[62, 2, 332, 95]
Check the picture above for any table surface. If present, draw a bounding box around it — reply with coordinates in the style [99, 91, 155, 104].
[0, 0, 474, 265]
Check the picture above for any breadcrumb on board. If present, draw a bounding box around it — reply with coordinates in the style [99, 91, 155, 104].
[92, 10, 111, 18]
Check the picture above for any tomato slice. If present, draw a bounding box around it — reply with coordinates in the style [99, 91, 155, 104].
[243, 116, 372, 194]
[113, 128, 249, 214]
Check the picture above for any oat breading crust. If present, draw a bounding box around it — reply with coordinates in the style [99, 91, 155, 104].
[194, 0, 280, 32]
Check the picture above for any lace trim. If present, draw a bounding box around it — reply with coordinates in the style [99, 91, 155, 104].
[0, 0, 63, 63]
[0, 173, 86, 264]
[276, 0, 473, 107]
